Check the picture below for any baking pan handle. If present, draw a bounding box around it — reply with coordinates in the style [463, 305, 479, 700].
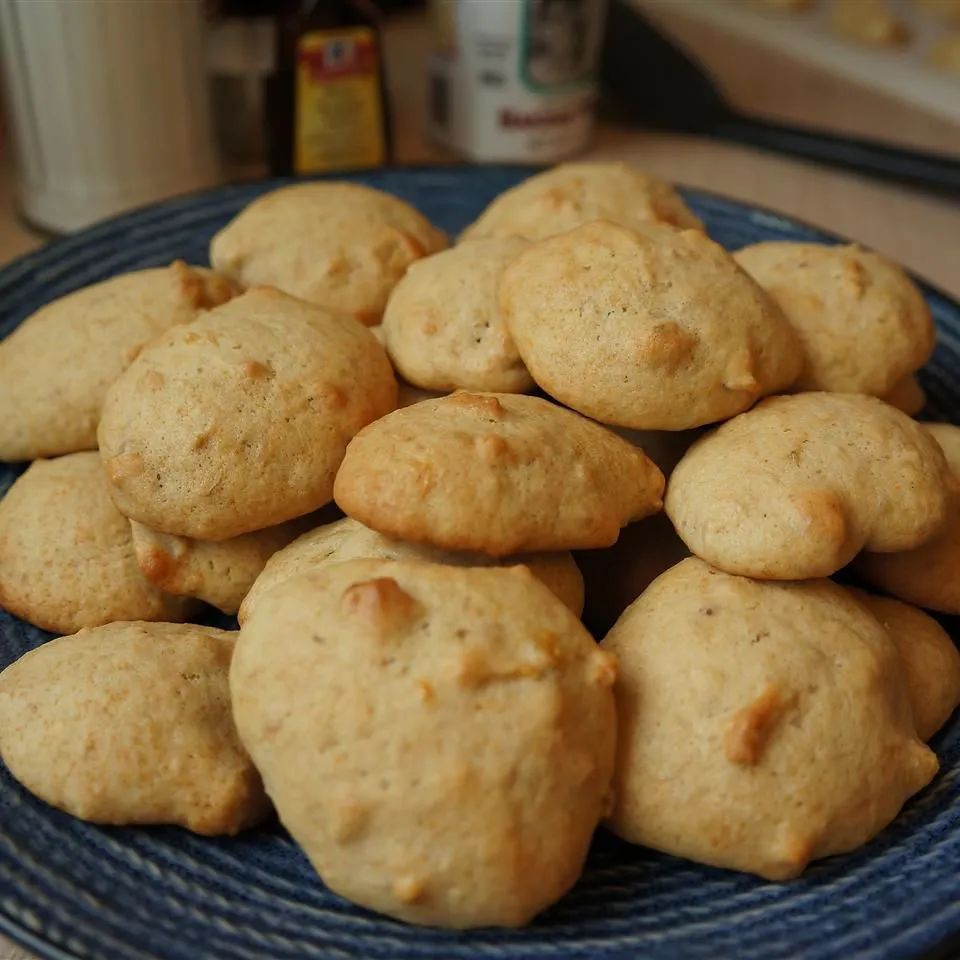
[713, 116, 960, 197]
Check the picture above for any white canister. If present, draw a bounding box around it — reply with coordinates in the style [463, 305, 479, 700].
[0, 0, 219, 233]
[427, 0, 607, 163]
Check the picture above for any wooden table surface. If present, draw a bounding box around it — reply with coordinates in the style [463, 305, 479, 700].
[0, 8, 958, 960]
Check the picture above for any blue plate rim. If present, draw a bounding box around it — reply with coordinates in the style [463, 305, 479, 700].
[0, 166, 958, 960]
[5, 163, 954, 306]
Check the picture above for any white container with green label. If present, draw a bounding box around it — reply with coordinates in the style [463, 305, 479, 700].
[428, 0, 608, 162]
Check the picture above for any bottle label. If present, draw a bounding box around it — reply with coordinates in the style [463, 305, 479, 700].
[427, 0, 605, 163]
[295, 28, 386, 174]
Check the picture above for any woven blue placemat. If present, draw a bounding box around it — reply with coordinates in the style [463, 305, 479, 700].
[0, 166, 958, 960]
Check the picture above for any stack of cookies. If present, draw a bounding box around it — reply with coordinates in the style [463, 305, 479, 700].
[0, 163, 957, 929]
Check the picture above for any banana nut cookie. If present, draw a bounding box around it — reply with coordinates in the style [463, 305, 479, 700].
[499, 220, 802, 430]
[0, 453, 195, 633]
[130, 513, 317, 616]
[98, 287, 397, 540]
[734, 242, 934, 396]
[857, 423, 960, 613]
[602, 558, 937, 879]
[852, 590, 960, 741]
[666, 393, 952, 579]
[238, 516, 584, 623]
[231, 559, 616, 927]
[0, 622, 269, 834]
[460, 162, 702, 241]
[365, 333, 446, 407]
[381, 237, 534, 393]
[333, 392, 665, 555]
[210, 182, 447, 325]
[0, 262, 233, 461]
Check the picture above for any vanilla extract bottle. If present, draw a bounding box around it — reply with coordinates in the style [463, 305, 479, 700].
[268, 0, 391, 175]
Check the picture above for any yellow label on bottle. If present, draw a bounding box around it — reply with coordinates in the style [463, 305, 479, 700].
[295, 28, 386, 174]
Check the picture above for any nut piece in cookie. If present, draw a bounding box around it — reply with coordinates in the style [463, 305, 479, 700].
[238, 516, 584, 624]
[231, 559, 615, 927]
[851, 589, 960, 740]
[460, 162, 702, 241]
[0, 262, 233, 462]
[0, 452, 196, 634]
[499, 220, 801, 430]
[0, 622, 270, 835]
[666, 394, 952, 580]
[381, 237, 533, 393]
[857, 423, 960, 613]
[98, 287, 397, 541]
[735, 242, 934, 396]
[333, 392, 664, 556]
[601, 558, 937, 879]
[209, 182, 447, 325]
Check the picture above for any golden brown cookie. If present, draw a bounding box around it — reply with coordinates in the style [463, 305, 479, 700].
[369, 327, 446, 407]
[231, 559, 616, 927]
[666, 394, 952, 579]
[734, 242, 934, 396]
[460, 162, 702, 242]
[130, 513, 318, 616]
[0, 622, 269, 834]
[499, 220, 802, 430]
[381, 237, 534, 393]
[830, 0, 910, 45]
[98, 287, 397, 540]
[0, 262, 233, 462]
[238, 516, 584, 624]
[856, 423, 960, 612]
[852, 590, 960, 740]
[602, 558, 937, 880]
[209, 182, 447, 325]
[0, 453, 196, 633]
[334, 392, 665, 555]
[367, 332, 446, 407]
[883, 374, 926, 415]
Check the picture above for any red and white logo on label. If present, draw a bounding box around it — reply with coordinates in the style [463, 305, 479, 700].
[300, 33, 376, 80]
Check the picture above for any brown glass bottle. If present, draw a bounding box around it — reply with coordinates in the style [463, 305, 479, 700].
[268, 0, 392, 176]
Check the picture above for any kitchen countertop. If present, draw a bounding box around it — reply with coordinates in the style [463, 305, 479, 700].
[0, 8, 958, 960]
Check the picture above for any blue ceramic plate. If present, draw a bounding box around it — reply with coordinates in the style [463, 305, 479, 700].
[0, 168, 958, 960]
